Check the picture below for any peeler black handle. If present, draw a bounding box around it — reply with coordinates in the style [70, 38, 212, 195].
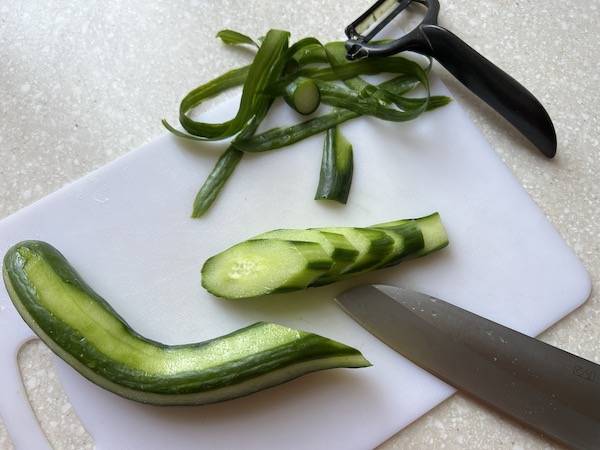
[420, 24, 557, 157]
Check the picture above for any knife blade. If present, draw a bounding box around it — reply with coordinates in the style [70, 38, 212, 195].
[335, 285, 600, 450]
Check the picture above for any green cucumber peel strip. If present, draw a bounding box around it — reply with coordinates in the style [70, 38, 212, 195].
[164, 29, 290, 141]
[232, 91, 449, 153]
[216, 29, 259, 48]
[3, 241, 370, 405]
[191, 146, 243, 218]
[163, 29, 450, 216]
[315, 126, 353, 204]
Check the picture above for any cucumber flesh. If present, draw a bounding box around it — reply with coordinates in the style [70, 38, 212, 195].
[255, 229, 358, 282]
[202, 239, 332, 299]
[3, 241, 369, 405]
[373, 212, 448, 257]
[317, 227, 393, 274]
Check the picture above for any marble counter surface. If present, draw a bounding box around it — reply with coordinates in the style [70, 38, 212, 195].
[1, 1, 598, 448]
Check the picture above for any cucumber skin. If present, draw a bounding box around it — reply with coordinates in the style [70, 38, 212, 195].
[372, 222, 424, 267]
[373, 212, 449, 258]
[318, 228, 394, 274]
[3, 241, 369, 405]
[315, 126, 354, 204]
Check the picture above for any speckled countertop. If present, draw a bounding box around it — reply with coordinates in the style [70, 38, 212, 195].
[1, 1, 599, 448]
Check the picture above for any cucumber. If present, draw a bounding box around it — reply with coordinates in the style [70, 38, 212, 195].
[316, 227, 394, 274]
[283, 77, 321, 115]
[202, 239, 332, 299]
[372, 212, 449, 257]
[202, 214, 448, 299]
[255, 229, 358, 283]
[3, 241, 369, 406]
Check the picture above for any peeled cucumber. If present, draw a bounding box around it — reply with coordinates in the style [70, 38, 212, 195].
[202, 213, 448, 299]
[3, 241, 369, 405]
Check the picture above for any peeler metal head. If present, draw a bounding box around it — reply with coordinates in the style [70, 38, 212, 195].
[343, 0, 558, 158]
[345, 0, 440, 60]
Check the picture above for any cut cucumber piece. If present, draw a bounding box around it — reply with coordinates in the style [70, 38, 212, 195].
[3, 241, 369, 405]
[202, 214, 447, 299]
[317, 227, 394, 274]
[255, 229, 358, 282]
[373, 212, 448, 257]
[315, 126, 354, 204]
[202, 239, 332, 299]
[283, 77, 321, 115]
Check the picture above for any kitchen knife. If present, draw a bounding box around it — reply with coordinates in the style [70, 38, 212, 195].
[335, 284, 600, 450]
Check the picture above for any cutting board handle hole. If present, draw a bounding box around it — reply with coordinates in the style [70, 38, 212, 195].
[0, 416, 14, 450]
[17, 339, 94, 450]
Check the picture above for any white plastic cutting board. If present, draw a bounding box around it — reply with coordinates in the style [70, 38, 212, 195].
[0, 76, 591, 450]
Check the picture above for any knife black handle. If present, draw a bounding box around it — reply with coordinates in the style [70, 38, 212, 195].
[420, 24, 557, 158]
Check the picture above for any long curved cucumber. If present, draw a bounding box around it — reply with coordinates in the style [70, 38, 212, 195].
[3, 241, 369, 405]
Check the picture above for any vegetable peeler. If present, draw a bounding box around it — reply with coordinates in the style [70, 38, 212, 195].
[345, 0, 557, 158]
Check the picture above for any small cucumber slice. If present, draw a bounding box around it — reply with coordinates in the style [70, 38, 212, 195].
[202, 239, 332, 299]
[255, 229, 358, 282]
[283, 77, 321, 115]
[373, 212, 448, 258]
[317, 227, 394, 274]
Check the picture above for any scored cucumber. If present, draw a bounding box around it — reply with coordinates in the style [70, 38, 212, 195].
[317, 227, 394, 274]
[255, 229, 358, 283]
[202, 239, 332, 299]
[202, 213, 448, 299]
[3, 241, 369, 405]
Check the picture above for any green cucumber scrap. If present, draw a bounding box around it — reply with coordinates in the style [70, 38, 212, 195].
[163, 29, 451, 217]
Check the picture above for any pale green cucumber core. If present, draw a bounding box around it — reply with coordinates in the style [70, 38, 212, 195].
[202, 239, 330, 299]
[20, 248, 305, 375]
